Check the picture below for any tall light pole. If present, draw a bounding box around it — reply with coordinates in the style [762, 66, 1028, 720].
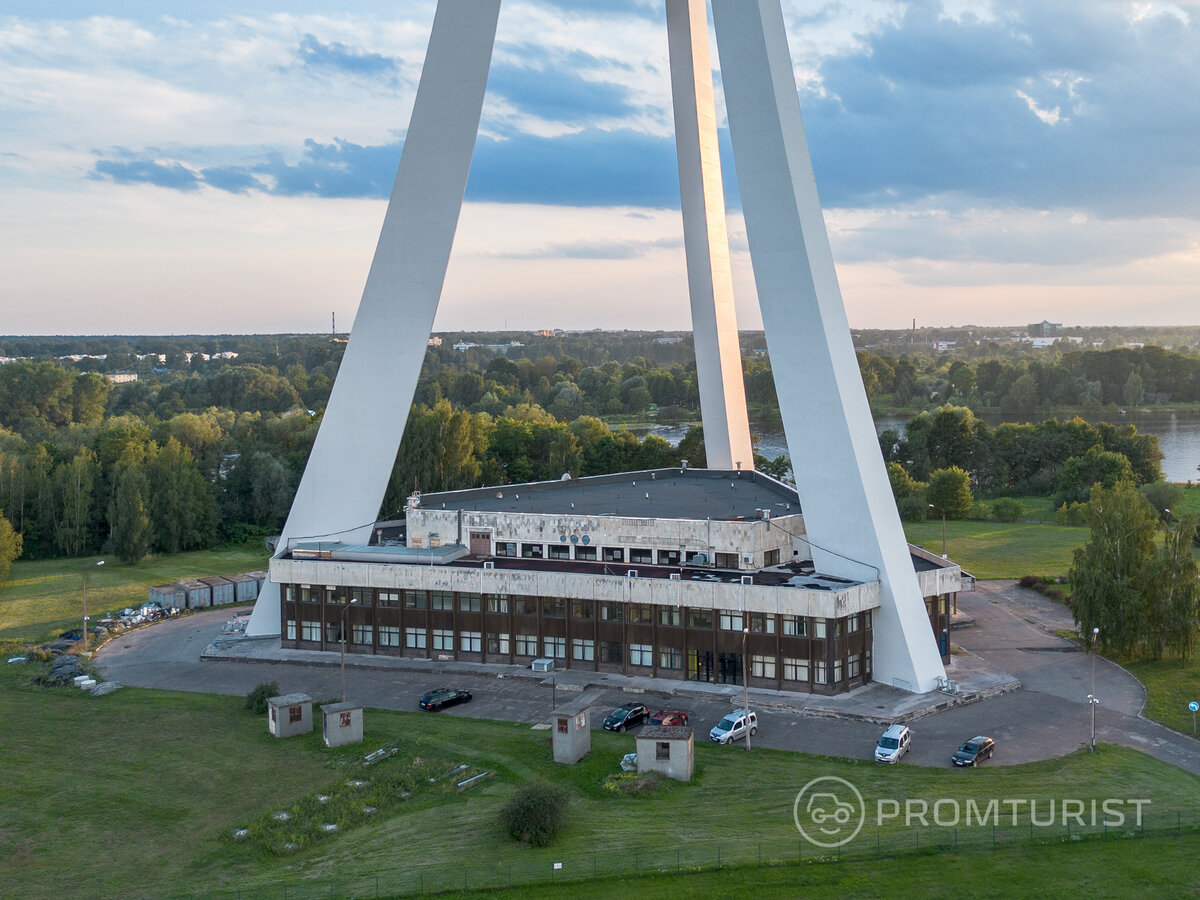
[340, 597, 358, 702]
[742, 626, 751, 752]
[928, 503, 946, 558]
[1089, 626, 1100, 752]
[81, 559, 104, 653]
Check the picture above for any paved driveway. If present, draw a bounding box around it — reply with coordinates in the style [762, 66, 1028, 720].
[93, 584, 1200, 775]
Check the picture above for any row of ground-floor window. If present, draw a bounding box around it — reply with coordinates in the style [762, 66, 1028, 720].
[280, 584, 888, 694]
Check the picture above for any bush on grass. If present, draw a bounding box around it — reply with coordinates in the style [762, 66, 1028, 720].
[499, 779, 569, 847]
[993, 499, 1023, 522]
[245, 681, 280, 715]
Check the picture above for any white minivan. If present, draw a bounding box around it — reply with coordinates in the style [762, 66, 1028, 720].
[874, 723, 911, 763]
[709, 709, 758, 744]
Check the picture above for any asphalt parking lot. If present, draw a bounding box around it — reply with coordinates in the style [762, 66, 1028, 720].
[93, 581, 1200, 774]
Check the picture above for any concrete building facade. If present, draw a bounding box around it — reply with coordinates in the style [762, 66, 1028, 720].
[271, 469, 959, 695]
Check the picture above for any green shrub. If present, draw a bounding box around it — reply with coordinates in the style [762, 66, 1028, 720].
[897, 493, 930, 523]
[992, 498, 1023, 522]
[245, 681, 280, 715]
[1055, 501, 1089, 525]
[499, 779, 569, 847]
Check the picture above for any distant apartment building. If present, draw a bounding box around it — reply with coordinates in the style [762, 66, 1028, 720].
[1027, 320, 1064, 338]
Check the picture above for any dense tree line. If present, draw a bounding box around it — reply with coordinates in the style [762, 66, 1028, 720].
[0, 353, 720, 564]
[854, 344, 1200, 414]
[0, 332, 1192, 567]
[880, 405, 1162, 505]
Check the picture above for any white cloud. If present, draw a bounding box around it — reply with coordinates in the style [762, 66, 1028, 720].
[1015, 88, 1063, 125]
[1, 1, 1198, 334]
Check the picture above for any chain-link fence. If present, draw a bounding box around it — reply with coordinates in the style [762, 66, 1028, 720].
[190, 806, 1200, 899]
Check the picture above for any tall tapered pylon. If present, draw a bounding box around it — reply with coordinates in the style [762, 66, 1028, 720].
[247, 0, 946, 694]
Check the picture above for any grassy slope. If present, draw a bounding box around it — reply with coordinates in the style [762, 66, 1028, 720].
[1128, 654, 1200, 737]
[456, 834, 1200, 900]
[974, 495, 1060, 522]
[2, 660, 1199, 900]
[0, 543, 269, 642]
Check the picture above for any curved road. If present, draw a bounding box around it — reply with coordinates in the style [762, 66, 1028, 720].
[94, 582, 1200, 775]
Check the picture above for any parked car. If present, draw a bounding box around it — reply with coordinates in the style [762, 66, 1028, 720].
[952, 735, 995, 767]
[418, 688, 472, 711]
[874, 723, 912, 763]
[602, 703, 648, 732]
[709, 709, 758, 744]
[648, 709, 689, 727]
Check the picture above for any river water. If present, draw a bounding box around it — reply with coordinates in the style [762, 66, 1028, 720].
[642, 410, 1200, 484]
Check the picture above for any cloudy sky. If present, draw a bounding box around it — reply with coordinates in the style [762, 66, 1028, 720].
[2, 0, 1198, 335]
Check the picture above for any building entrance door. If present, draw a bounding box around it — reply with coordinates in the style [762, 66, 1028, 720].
[688, 649, 714, 682]
[468, 531, 491, 556]
[717, 652, 743, 685]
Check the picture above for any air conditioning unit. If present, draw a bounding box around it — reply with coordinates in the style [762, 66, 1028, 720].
[669, 573, 681, 581]
[741, 575, 753, 585]
[482, 561, 494, 569]
[626, 569, 638, 578]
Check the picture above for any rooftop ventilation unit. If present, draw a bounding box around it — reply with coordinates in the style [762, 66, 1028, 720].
[669, 573, 682, 581]
[626, 570, 638, 578]
[740, 575, 753, 585]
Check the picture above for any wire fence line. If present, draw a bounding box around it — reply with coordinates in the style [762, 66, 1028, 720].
[189, 806, 1200, 900]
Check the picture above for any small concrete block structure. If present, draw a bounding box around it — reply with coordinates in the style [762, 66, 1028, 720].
[199, 576, 236, 607]
[229, 573, 260, 603]
[175, 579, 212, 609]
[636, 726, 694, 782]
[148, 583, 186, 609]
[551, 703, 591, 765]
[321, 701, 364, 748]
[267, 693, 313, 738]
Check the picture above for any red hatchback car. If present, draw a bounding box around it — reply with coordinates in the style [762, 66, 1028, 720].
[648, 709, 689, 727]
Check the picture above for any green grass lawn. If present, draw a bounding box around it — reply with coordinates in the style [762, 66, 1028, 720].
[0, 543, 269, 643]
[903, 520, 1091, 579]
[1127, 653, 1200, 737]
[3, 660, 1199, 900]
[456, 833, 1200, 900]
[1173, 483, 1200, 516]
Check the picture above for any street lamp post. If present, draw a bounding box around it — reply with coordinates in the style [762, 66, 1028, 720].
[742, 626, 751, 753]
[340, 597, 358, 702]
[81, 559, 104, 653]
[1089, 626, 1100, 752]
[928, 503, 947, 558]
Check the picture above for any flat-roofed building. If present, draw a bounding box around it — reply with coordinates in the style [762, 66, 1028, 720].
[271, 468, 960, 696]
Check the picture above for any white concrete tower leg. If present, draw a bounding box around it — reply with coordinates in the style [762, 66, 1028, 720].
[665, 0, 754, 473]
[247, 1, 502, 637]
[711, 0, 944, 691]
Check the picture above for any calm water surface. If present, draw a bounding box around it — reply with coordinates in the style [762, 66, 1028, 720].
[643, 411, 1200, 483]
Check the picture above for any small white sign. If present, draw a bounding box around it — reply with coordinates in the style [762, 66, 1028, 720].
[553, 862, 563, 870]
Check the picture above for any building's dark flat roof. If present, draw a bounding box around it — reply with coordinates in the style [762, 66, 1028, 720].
[417, 468, 801, 522]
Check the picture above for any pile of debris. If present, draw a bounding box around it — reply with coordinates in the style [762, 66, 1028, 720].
[45, 654, 85, 685]
[93, 601, 179, 638]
